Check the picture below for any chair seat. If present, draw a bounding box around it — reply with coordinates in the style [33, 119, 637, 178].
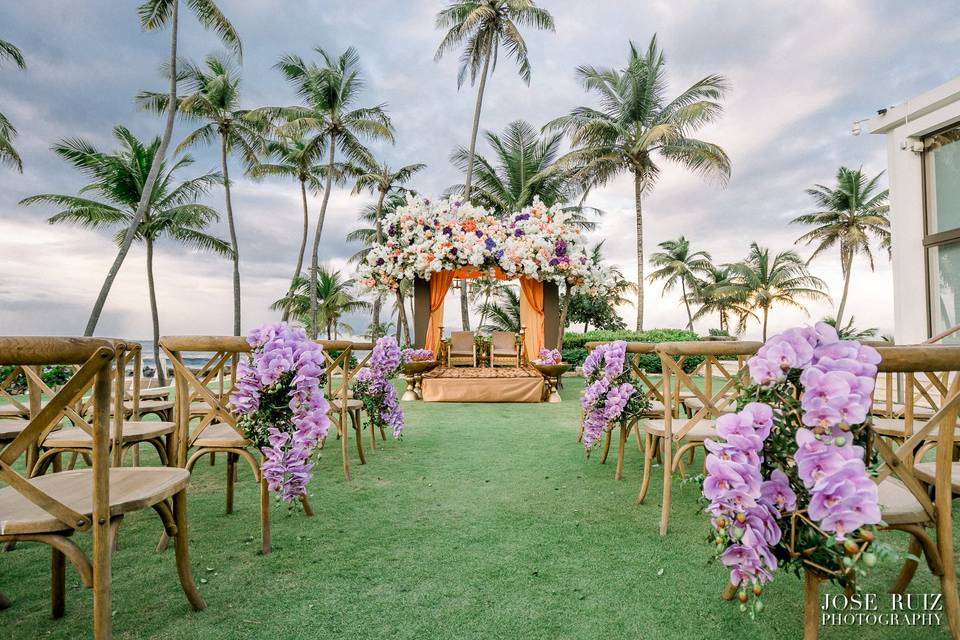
[138, 386, 173, 400]
[913, 461, 960, 493]
[492, 349, 517, 356]
[330, 398, 363, 411]
[449, 351, 474, 357]
[125, 399, 174, 413]
[0, 467, 190, 535]
[0, 419, 29, 442]
[642, 400, 666, 416]
[877, 477, 929, 526]
[682, 397, 736, 414]
[0, 405, 27, 418]
[43, 422, 175, 449]
[192, 422, 248, 448]
[871, 417, 960, 439]
[888, 403, 936, 419]
[642, 419, 717, 441]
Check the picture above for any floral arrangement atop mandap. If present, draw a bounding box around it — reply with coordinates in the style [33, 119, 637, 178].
[357, 195, 610, 295]
[401, 347, 434, 363]
[230, 323, 331, 502]
[580, 341, 649, 451]
[533, 348, 562, 365]
[353, 336, 405, 438]
[705, 323, 883, 615]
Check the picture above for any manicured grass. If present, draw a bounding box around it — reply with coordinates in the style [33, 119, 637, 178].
[1, 378, 953, 638]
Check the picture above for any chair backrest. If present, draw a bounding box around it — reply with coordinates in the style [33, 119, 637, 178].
[655, 341, 763, 440]
[491, 331, 516, 352]
[450, 331, 475, 352]
[873, 345, 960, 524]
[0, 337, 115, 534]
[586, 341, 665, 405]
[160, 336, 249, 463]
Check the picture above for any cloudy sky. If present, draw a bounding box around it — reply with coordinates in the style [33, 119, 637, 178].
[1, 0, 958, 340]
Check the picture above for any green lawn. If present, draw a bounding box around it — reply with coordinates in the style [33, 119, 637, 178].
[1, 378, 952, 639]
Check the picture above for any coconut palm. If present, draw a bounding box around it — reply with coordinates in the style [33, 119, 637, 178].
[821, 315, 878, 341]
[689, 264, 754, 335]
[728, 243, 829, 340]
[83, 0, 239, 336]
[478, 287, 522, 332]
[137, 52, 264, 335]
[0, 39, 26, 172]
[471, 278, 508, 329]
[791, 166, 890, 327]
[434, 0, 555, 330]
[352, 158, 425, 339]
[260, 46, 393, 338]
[270, 267, 370, 339]
[21, 126, 231, 384]
[547, 36, 731, 331]
[647, 237, 713, 330]
[248, 132, 327, 321]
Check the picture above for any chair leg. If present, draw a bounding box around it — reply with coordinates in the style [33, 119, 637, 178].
[721, 581, 737, 600]
[352, 411, 366, 465]
[379, 424, 387, 442]
[890, 536, 922, 594]
[226, 453, 237, 515]
[91, 516, 114, 639]
[132, 444, 141, 467]
[340, 419, 351, 481]
[51, 546, 66, 619]
[172, 490, 207, 610]
[803, 571, 821, 640]
[0, 590, 10, 610]
[300, 494, 315, 517]
[369, 412, 377, 451]
[260, 476, 272, 555]
[659, 439, 673, 536]
[599, 429, 612, 464]
[615, 425, 627, 481]
[637, 433, 654, 505]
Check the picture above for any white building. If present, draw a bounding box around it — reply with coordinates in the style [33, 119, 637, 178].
[870, 78, 960, 344]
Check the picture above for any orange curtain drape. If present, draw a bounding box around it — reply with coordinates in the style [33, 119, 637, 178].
[519, 277, 545, 361]
[425, 271, 455, 352]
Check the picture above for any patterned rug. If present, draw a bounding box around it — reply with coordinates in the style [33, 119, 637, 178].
[423, 366, 542, 379]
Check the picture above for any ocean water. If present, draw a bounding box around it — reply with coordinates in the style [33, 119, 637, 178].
[135, 341, 221, 374]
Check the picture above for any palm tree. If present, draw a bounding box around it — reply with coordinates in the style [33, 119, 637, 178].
[138, 53, 263, 335]
[821, 315, 878, 341]
[547, 36, 731, 331]
[84, 0, 239, 336]
[21, 126, 231, 384]
[448, 119, 589, 217]
[0, 39, 26, 172]
[564, 242, 633, 333]
[728, 243, 829, 340]
[261, 47, 393, 338]
[352, 158, 425, 339]
[791, 166, 889, 327]
[248, 132, 327, 321]
[434, 0, 555, 331]
[689, 264, 753, 335]
[478, 287, 522, 332]
[471, 277, 508, 329]
[647, 236, 713, 330]
[270, 268, 370, 339]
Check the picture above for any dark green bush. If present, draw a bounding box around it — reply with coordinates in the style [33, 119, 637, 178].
[561, 328, 702, 372]
[0, 364, 75, 394]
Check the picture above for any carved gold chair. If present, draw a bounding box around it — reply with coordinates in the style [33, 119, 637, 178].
[0, 337, 205, 638]
[637, 340, 761, 536]
[447, 331, 477, 367]
[489, 331, 520, 368]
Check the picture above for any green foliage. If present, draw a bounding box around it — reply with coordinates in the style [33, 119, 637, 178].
[561, 328, 701, 372]
[237, 371, 294, 449]
[0, 365, 74, 395]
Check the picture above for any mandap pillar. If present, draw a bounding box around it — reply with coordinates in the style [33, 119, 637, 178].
[413, 277, 431, 349]
[544, 282, 560, 352]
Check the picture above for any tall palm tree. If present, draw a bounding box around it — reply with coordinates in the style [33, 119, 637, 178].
[84, 0, 239, 336]
[21, 126, 231, 384]
[648, 236, 713, 330]
[270, 268, 370, 339]
[261, 47, 393, 338]
[352, 158, 425, 339]
[0, 39, 26, 172]
[689, 264, 753, 335]
[248, 132, 327, 321]
[478, 287, 522, 332]
[791, 166, 889, 327]
[434, 0, 555, 330]
[137, 52, 263, 335]
[548, 36, 731, 331]
[728, 242, 829, 340]
[471, 277, 508, 329]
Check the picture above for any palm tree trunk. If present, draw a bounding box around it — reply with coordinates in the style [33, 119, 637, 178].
[396, 290, 410, 345]
[557, 288, 571, 350]
[282, 177, 310, 322]
[762, 307, 769, 342]
[478, 288, 490, 329]
[83, 0, 179, 336]
[634, 171, 645, 331]
[835, 249, 854, 328]
[681, 279, 693, 330]
[583, 321, 589, 333]
[370, 188, 387, 339]
[146, 237, 165, 387]
[220, 132, 241, 335]
[310, 135, 336, 339]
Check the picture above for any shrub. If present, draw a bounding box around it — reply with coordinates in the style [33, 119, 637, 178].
[0, 364, 75, 395]
[561, 328, 702, 372]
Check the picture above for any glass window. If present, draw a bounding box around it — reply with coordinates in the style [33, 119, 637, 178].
[925, 125, 960, 234]
[928, 241, 960, 343]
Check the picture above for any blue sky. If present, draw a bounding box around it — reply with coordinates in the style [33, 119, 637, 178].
[1, 0, 958, 339]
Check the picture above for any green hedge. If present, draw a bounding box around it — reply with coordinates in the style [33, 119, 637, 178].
[0, 365, 74, 395]
[561, 328, 702, 373]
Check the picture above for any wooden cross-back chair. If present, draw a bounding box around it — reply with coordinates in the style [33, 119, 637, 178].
[319, 340, 377, 481]
[161, 335, 315, 556]
[33, 340, 176, 475]
[0, 364, 33, 420]
[580, 342, 667, 481]
[638, 340, 762, 536]
[800, 345, 960, 639]
[0, 337, 205, 638]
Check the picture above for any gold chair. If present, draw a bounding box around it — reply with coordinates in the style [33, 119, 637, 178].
[0, 336, 205, 638]
[637, 340, 761, 536]
[447, 331, 477, 367]
[489, 331, 520, 368]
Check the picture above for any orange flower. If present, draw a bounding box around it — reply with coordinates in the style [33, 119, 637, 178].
[462, 218, 477, 232]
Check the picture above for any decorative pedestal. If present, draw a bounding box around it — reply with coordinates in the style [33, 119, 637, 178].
[532, 363, 572, 403]
[400, 360, 439, 401]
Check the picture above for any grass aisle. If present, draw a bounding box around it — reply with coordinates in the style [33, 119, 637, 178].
[1, 378, 952, 638]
